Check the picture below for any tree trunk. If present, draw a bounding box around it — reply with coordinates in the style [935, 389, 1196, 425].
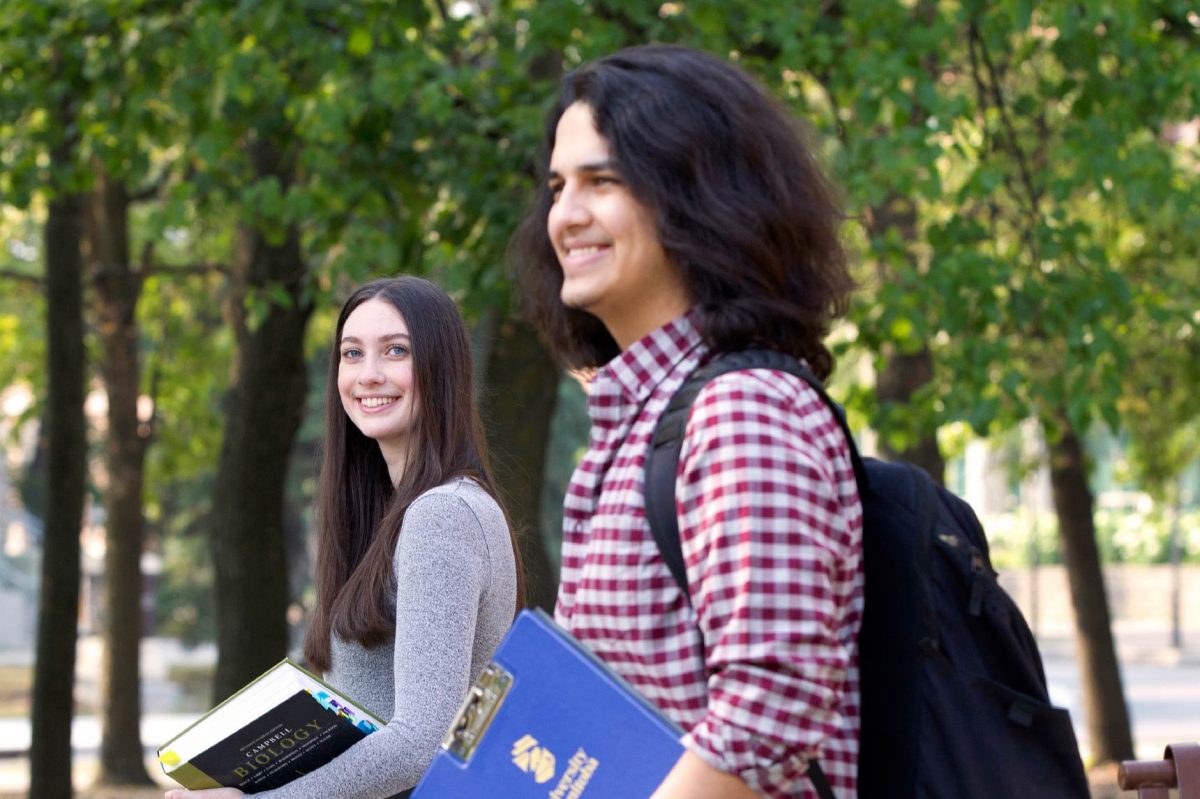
[210, 137, 313, 702]
[869, 191, 946, 485]
[875, 345, 945, 483]
[30, 147, 87, 799]
[855, 0, 945, 485]
[480, 313, 560, 611]
[85, 170, 154, 784]
[1045, 412, 1134, 764]
[1168, 488, 1183, 650]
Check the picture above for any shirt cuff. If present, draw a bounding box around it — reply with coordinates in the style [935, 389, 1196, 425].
[682, 714, 817, 795]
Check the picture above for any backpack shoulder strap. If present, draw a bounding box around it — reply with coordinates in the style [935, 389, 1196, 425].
[644, 349, 865, 597]
[643, 349, 851, 799]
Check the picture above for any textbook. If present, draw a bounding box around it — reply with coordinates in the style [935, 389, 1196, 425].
[412, 609, 684, 799]
[157, 658, 384, 793]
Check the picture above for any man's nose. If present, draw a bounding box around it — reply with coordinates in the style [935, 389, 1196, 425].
[551, 186, 591, 228]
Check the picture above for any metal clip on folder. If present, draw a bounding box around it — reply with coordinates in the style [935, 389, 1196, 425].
[442, 663, 513, 762]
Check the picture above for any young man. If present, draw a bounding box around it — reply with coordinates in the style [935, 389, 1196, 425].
[513, 45, 863, 798]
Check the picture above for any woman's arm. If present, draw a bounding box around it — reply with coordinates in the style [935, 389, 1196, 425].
[164, 789, 242, 799]
[237, 491, 495, 799]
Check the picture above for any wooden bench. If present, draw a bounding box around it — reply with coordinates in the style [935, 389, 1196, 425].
[1119, 743, 1200, 798]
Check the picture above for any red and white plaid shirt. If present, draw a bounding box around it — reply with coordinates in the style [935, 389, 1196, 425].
[555, 313, 863, 798]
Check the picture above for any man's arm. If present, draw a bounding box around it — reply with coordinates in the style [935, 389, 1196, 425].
[670, 371, 863, 794]
[651, 750, 762, 799]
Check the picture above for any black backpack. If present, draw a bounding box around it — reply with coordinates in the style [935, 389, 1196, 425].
[644, 349, 1090, 799]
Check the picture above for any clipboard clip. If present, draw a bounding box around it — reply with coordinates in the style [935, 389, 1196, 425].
[442, 662, 513, 762]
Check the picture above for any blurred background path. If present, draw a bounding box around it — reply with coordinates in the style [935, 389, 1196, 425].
[0, 619, 1197, 798]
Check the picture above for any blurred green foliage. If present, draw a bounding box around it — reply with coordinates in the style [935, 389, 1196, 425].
[0, 0, 1197, 645]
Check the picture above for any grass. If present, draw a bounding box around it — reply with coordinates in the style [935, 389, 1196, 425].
[0, 662, 108, 717]
[0, 665, 30, 717]
[165, 663, 213, 713]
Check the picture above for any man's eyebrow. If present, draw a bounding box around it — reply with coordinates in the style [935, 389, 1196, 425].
[547, 160, 617, 179]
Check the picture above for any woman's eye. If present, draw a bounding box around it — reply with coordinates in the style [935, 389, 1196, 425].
[341, 348, 361, 360]
[387, 344, 409, 357]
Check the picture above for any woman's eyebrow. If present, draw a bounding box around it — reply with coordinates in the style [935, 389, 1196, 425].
[340, 333, 412, 344]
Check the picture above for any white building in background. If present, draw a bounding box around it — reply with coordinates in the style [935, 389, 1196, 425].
[955, 419, 1056, 517]
[0, 383, 39, 649]
[0, 381, 140, 650]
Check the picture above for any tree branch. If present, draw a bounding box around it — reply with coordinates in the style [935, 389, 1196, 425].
[967, 18, 1042, 217]
[149, 263, 230, 278]
[306, 11, 344, 36]
[433, 0, 450, 25]
[128, 176, 165, 204]
[0, 268, 42, 287]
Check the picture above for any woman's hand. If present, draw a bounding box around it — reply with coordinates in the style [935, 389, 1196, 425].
[163, 788, 244, 799]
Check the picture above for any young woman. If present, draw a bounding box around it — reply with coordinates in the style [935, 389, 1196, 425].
[513, 45, 862, 799]
[167, 276, 523, 799]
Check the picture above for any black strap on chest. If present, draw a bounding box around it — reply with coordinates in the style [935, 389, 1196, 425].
[643, 349, 854, 799]
[644, 348, 864, 595]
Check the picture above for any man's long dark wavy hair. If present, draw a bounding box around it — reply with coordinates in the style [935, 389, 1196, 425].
[304, 276, 524, 672]
[511, 44, 854, 379]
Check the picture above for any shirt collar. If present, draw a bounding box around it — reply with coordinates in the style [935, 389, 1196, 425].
[599, 311, 705, 406]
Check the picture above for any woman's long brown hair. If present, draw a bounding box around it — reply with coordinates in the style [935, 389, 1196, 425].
[303, 277, 525, 672]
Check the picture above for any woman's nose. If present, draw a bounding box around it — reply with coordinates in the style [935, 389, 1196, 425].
[357, 357, 385, 384]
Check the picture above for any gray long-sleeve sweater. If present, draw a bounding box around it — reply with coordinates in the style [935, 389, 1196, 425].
[255, 476, 517, 799]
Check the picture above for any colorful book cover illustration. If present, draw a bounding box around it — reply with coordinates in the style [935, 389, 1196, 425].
[412, 609, 684, 799]
[158, 659, 383, 793]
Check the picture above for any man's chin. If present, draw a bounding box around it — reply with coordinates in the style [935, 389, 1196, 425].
[560, 291, 597, 313]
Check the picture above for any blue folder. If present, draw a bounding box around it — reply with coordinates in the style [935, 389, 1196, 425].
[412, 609, 684, 798]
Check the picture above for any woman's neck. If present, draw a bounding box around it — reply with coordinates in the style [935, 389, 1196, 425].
[379, 441, 412, 486]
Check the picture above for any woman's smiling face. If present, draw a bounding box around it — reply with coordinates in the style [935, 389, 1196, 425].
[337, 298, 419, 475]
